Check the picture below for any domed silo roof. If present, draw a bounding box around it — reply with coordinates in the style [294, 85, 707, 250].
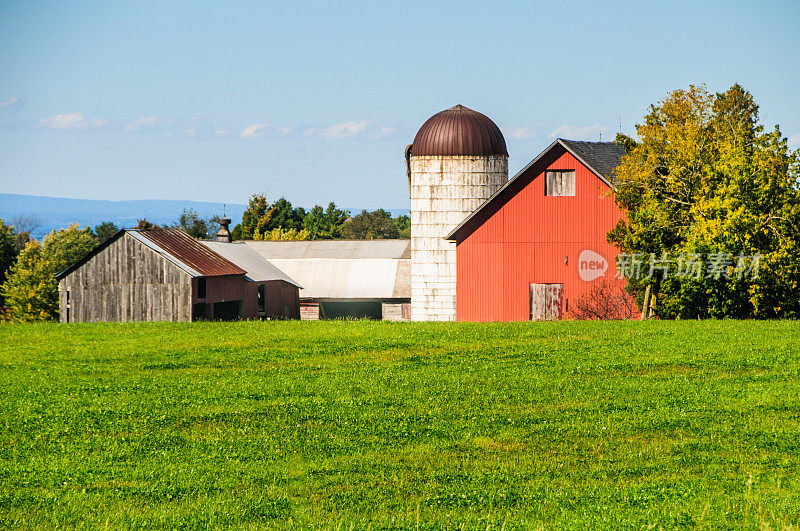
[411, 104, 508, 157]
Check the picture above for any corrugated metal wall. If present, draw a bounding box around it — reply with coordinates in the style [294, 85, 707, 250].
[456, 147, 625, 321]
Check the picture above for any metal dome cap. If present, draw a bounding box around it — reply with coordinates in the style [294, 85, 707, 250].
[411, 104, 508, 157]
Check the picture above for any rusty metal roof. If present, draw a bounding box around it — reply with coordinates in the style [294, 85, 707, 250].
[135, 229, 246, 277]
[410, 104, 508, 157]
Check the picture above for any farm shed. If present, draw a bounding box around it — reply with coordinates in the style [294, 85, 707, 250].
[55, 229, 300, 322]
[244, 240, 411, 320]
[445, 139, 627, 321]
[201, 241, 301, 320]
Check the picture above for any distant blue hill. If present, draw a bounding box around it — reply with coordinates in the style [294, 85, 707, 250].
[0, 194, 409, 240]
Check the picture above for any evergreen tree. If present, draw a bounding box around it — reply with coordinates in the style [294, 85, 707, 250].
[269, 197, 306, 231]
[303, 202, 348, 239]
[92, 221, 120, 242]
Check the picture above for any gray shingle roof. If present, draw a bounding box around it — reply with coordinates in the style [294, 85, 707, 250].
[558, 139, 626, 182]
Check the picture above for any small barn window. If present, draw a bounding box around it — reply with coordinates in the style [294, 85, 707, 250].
[197, 278, 206, 299]
[545, 170, 575, 196]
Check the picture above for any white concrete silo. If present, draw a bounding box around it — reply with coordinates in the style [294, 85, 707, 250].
[406, 105, 509, 321]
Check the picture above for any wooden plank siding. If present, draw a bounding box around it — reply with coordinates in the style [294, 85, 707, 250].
[58, 233, 192, 323]
[455, 146, 625, 322]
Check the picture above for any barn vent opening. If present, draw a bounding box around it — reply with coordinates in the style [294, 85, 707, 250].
[545, 170, 575, 196]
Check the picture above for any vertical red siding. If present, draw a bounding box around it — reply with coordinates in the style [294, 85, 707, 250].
[456, 148, 625, 321]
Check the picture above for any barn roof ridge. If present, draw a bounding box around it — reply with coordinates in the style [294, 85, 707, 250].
[444, 138, 626, 241]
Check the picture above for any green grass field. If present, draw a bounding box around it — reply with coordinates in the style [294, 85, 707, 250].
[1, 320, 799, 529]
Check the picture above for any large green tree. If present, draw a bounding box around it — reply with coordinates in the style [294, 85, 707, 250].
[394, 214, 411, 239]
[341, 209, 400, 239]
[2, 224, 97, 321]
[303, 203, 348, 239]
[609, 84, 800, 318]
[174, 209, 214, 239]
[269, 197, 306, 231]
[238, 194, 275, 240]
[92, 221, 120, 242]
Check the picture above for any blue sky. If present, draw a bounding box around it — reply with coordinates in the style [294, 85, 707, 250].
[1, 0, 798, 209]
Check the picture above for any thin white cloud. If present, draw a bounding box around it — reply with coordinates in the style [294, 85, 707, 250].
[548, 123, 610, 141]
[124, 116, 160, 133]
[0, 97, 24, 111]
[240, 123, 294, 139]
[165, 127, 200, 139]
[305, 120, 399, 141]
[240, 120, 398, 141]
[318, 120, 369, 140]
[370, 125, 397, 140]
[39, 113, 108, 131]
[504, 127, 535, 140]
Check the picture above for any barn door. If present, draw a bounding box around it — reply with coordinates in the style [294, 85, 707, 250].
[530, 283, 563, 320]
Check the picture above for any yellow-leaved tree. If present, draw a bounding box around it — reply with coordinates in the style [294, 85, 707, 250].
[609, 84, 800, 318]
[1, 224, 97, 321]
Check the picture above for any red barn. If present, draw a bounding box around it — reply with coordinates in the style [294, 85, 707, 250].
[445, 139, 627, 321]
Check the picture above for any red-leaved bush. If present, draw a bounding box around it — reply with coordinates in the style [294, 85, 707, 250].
[568, 277, 639, 320]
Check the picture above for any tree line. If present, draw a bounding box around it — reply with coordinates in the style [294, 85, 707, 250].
[0, 198, 411, 321]
[232, 194, 410, 240]
[134, 195, 412, 241]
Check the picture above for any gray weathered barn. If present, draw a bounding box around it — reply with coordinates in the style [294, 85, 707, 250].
[56, 229, 300, 322]
[245, 239, 410, 320]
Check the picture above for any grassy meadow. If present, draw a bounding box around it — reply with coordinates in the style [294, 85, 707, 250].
[0, 320, 799, 529]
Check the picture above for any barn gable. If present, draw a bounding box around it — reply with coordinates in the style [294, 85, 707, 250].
[58, 231, 193, 323]
[445, 139, 625, 242]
